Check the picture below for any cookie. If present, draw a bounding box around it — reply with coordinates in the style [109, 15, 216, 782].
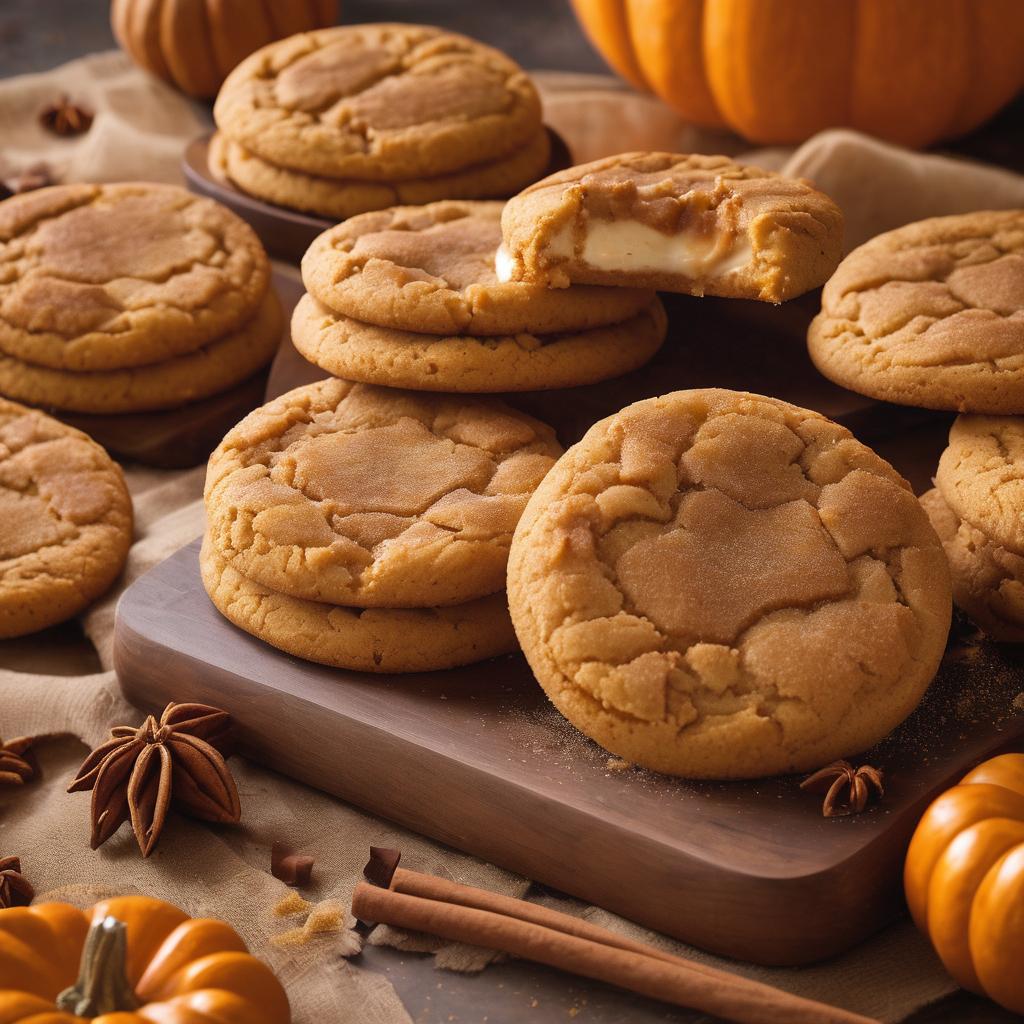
[0, 183, 270, 371]
[0, 290, 282, 414]
[211, 131, 551, 221]
[808, 211, 1024, 413]
[936, 414, 1024, 553]
[303, 201, 655, 335]
[507, 389, 951, 779]
[497, 152, 843, 302]
[922, 488, 1024, 642]
[200, 536, 517, 673]
[213, 24, 541, 181]
[290, 293, 668, 393]
[205, 377, 561, 607]
[0, 399, 132, 637]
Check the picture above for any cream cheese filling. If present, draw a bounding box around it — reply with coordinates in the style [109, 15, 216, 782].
[495, 218, 755, 283]
[577, 219, 753, 278]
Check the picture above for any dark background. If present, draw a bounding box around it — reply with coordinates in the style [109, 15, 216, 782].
[1, 2, 1021, 1022]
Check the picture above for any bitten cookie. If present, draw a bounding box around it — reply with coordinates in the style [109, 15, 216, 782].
[507, 389, 951, 779]
[0, 291, 282, 414]
[809, 211, 1024, 413]
[290, 293, 668, 393]
[936, 414, 1024, 554]
[922, 488, 1024, 642]
[498, 152, 843, 302]
[213, 24, 542, 181]
[210, 131, 551, 221]
[205, 378, 562, 607]
[0, 399, 132, 637]
[200, 537, 517, 673]
[0, 183, 270, 371]
[302, 201, 655, 335]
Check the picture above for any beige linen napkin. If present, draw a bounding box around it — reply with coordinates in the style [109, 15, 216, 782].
[3, 52, 1023, 1024]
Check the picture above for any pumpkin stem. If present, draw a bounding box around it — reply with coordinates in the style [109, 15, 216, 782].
[56, 916, 142, 1017]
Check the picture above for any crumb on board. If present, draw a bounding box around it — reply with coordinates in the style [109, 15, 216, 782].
[605, 757, 631, 772]
[1013, 692, 1024, 712]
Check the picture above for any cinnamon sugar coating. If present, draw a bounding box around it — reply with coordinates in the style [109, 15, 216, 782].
[508, 389, 951, 779]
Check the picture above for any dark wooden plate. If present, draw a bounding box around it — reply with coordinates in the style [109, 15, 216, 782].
[183, 129, 573, 264]
[115, 541, 1024, 967]
[49, 271, 305, 468]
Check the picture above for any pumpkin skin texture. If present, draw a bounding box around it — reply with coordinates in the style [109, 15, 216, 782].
[570, 0, 1024, 147]
[110, 0, 339, 99]
[904, 753, 1024, 1012]
[0, 896, 290, 1023]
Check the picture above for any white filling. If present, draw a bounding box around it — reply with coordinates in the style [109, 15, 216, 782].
[550, 220, 752, 279]
[494, 243, 515, 283]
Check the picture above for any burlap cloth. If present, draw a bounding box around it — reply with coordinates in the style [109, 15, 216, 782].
[2, 52, 1024, 1024]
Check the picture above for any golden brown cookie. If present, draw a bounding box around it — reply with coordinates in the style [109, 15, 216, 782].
[211, 131, 551, 221]
[213, 24, 542, 180]
[0, 290, 282, 414]
[205, 378, 561, 607]
[200, 536, 517, 673]
[302, 201, 655, 335]
[808, 211, 1024, 413]
[507, 389, 951, 779]
[936, 414, 1024, 553]
[498, 152, 843, 302]
[290, 293, 668, 393]
[0, 399, 132, 637]
[922, 488, 1024, 642]
[0, 183, 270, 371]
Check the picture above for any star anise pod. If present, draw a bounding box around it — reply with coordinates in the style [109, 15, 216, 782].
[0, 736, 39, 785]
[67, 703, 240, 858]
[801, 760, 885, 817]
[38, 95, 93, 136]
[0, 857, 34, 908]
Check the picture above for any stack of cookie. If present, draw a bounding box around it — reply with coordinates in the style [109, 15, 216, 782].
[924, 416, 1024, 642]
[292, 200, 668, 391]
[201, 378, 563, 673]
[211, 24, 552, 220]
[0, 183, 281, 415]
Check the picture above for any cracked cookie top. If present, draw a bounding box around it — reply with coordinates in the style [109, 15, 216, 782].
[936, 413, 1024, 554]
[213, 24, 542, 181]
[507, 389, 951, 779]
[808, 211, 1024, 413]
[498, 152, 843, 302]
[0, 398, 132, 637]
[0, 183, 270, 371]
[302, 201, 655, 336]
[205, 378, 562, 608]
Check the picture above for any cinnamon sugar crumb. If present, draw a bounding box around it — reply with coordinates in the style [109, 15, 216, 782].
[605, 757, 631, 772]
[272, 900, 348, 947]
[273, 891, 312, 917]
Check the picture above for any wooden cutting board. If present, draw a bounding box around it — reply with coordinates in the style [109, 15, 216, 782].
[115, 543, 1024, 967]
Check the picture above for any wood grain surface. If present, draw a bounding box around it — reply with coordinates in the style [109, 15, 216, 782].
[115, 538, 1024, 967]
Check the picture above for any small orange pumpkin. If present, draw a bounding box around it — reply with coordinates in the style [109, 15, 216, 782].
[0, 895, 290, 1023]
[905, 752, 1024, 1014]
[110, 0, 339, 99]
[570, 0, 1024, 148]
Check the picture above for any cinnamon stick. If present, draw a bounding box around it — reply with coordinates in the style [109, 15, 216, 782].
[352, 879, 878, 1024]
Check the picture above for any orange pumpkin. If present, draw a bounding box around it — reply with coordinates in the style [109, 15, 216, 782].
[0, 895, 290, 1023]
[570, 0, 1024, 148]
[905, 752, 1024, 1014]
[110, 0, 339, 99]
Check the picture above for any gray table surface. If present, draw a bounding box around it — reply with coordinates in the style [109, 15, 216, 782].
[2, 2, 1022, 1022]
